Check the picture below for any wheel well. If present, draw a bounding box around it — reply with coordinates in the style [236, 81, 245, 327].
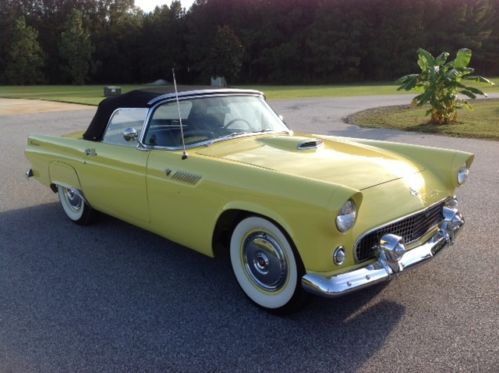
[212, 209, 250, 259]
[212, 209, 302, 267]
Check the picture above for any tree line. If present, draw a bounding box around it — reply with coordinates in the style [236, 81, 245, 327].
[1, 0, 498, 85]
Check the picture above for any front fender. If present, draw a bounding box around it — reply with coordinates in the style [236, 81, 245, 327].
[221, 200, 296, 240]
[349, 137, 475, 189]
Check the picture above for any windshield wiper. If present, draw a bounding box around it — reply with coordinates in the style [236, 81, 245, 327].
[207, 131, 251, 145]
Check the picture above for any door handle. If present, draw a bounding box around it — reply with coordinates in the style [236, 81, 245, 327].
[84, 148, 97, 156]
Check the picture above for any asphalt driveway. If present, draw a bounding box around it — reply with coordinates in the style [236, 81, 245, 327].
[1, 96, 498, 372]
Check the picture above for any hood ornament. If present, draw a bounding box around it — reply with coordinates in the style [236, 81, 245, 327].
[409, 187, 419, 197]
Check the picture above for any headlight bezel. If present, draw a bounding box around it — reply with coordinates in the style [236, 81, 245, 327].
[457, 164, 469, 185]
[336, 199, 357, 233]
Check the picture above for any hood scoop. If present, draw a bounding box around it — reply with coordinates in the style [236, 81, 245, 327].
[253, 136, 325, 152]
[297, 139, 323, 150]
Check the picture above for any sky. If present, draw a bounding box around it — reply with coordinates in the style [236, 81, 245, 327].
[135, 0, 196, 13]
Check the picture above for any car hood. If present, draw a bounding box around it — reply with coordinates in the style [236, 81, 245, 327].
[196, 134, 424, 190]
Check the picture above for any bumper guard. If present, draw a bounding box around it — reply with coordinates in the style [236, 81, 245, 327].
[302, 206, 464, 298]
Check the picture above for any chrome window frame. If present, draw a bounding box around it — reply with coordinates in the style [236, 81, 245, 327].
[102, 107, 149, 147]
[137, 92, 290, 151]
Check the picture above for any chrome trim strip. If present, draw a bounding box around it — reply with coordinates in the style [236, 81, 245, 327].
[147, 89, 263, 106]
[354, 198, 448, 262]
[302, 205, 464, 298]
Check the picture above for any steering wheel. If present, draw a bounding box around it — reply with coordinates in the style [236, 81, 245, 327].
[223, 118, 252, 130]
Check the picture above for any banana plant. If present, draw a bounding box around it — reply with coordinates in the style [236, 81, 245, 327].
[397, 48, 494, 124]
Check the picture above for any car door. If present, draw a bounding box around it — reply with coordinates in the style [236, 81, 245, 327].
[142, 99, 221, 254]
[146, 149, 218, 254]
[78, 108, 150, 224]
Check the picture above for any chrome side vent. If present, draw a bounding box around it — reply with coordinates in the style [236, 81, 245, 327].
[297, 139, 323, 150]
[171, 171, 202, 185]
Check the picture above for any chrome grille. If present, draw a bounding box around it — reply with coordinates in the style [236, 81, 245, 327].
[356, 201, 445, 262]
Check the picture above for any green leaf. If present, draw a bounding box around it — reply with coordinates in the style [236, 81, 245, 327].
[417, 48, 435, 71]
[453, 48, 472, 69]
[396, 74, 415, 85]
[465, 75, 495, 85]
[463, 86, 485, 95]
[459, 90, 477, 99]
[461, 67, 474, 76]
[413, 93, 426, 106]
[415, 89, 433, 106]
[396, 74, 418, 91]
[446, 68, 459, 80]
[435, 52, 449, 65]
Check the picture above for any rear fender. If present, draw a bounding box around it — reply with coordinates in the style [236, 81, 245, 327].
[49, 161, 82, 191]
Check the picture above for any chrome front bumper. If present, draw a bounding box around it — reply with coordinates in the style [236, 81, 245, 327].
[302, 206, 465, 298]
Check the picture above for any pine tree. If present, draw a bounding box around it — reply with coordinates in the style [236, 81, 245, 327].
[4, 17, 44, 84]
[205, 25, 244, 83]
[59, 9, 94, 84]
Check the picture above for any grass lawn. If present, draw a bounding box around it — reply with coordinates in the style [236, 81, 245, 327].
[347, 98, 499, 140]
[0, 77, 497, 104]
[0, 83, 405, 104]
[244, 83, 406, 99]
[0, 85, 147, 106]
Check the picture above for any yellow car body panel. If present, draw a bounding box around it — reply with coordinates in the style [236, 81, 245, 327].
[25, 129, 473, 277]
[25, 89, 478, 309]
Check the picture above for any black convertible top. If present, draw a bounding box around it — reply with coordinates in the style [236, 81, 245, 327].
[83, 86, 208, 141]
[83, 86, 262, 141]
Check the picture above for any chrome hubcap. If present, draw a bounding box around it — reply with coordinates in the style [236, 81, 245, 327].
[64, 188, 83, 211]
[242, 232, 287, 292]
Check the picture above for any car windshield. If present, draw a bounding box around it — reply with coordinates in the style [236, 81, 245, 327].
[143, 95, 290, 148]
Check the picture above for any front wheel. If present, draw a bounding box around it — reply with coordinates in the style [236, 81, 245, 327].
[57, 185, 95, 225]
[230, 216, 307, 313]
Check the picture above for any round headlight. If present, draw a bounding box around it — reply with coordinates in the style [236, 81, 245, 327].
[457, 165, 469, 185]
[336, 199, 357, 232]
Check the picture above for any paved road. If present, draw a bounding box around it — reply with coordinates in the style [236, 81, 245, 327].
[1, 96, 498, 372]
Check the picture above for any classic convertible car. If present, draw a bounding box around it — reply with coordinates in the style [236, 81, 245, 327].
[25, 87, 473, 312]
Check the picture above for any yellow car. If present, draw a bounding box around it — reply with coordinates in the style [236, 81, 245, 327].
[25, 88, 473, 313]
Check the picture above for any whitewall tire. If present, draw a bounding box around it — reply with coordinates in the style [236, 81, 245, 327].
[230, 216, 306, 313]
[57, 185, 94, 225]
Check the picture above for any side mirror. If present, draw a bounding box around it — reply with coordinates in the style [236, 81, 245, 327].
[123, 127, 138, 142]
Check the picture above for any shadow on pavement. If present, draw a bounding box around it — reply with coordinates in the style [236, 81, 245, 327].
[0, 203, 405, 371]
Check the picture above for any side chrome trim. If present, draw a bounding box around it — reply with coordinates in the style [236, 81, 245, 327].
[302, 205, 465, 298]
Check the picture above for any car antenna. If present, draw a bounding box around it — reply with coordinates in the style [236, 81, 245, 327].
[172, 68, 188, 160]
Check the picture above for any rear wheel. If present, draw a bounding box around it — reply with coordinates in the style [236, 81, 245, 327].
[230, 216, 307, 313]
[57, 185, 94, 225]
